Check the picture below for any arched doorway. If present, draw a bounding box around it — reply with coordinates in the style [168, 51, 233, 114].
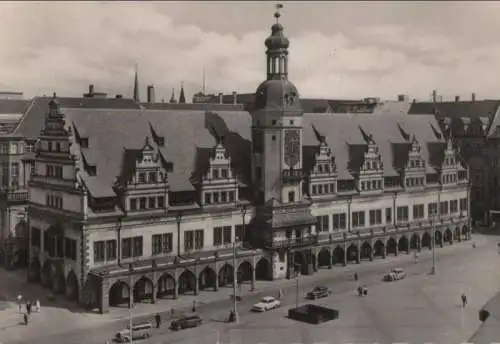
[398, 236, 409, 252]
[28, 257, 41, 282]
[255, 258, 270, 280]
[178, 269, 196, 295]
[53, 265, 66, 294]
[373, 240, 385, 258]
[157, 273, 175, 299]
[133, 277, 154, 302]
[237, 261, 253, 285]
[386, 237, 397, 255]
[435, 230, 443, 246]
[422, 232, 431, 249]
[346, 244, 358, 262]
[444, 229, 453, 243]
[66, 270, 79, 301]
[109, 281, 130, 307]
[293, 251, 307, 275]
[360, 242, 371, 260]
[218, 264, 234, 287]
[410, 234, 420, 250]
[198, 267, 216, 291]
[40, 261, 52, 288]
[317, 248, 331, 268]
[332, 246, 344, 265]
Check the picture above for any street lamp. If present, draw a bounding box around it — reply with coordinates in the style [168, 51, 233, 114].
[232, 240, 239, 324]
[238, 204, 247, 244]
[431, 216, 436, 275]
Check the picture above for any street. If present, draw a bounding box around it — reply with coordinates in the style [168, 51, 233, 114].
[7, 233, 499, 344]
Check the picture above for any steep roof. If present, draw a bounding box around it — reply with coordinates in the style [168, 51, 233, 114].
[408, 100, 500, 119]
[14, 96, 142, 139]
[43, 107, 446, 199]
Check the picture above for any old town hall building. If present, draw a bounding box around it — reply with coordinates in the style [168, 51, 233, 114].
[23, 10, 471, 313]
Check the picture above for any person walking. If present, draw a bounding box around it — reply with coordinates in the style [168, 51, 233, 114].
[154, 313, 161, 328]
[461, 293, 468, 308]
[354, 272, 358, 281]
[192, 300, 197, 313]
[26, 301, 31, 315]
[278, 288, 283, 300]
[23, 313, 28, 326]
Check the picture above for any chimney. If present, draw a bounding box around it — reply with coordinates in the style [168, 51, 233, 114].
[218, 92, 223, 104]
[472, 93, 476, 102]
[432, 90, 437, 103]
[455, 95, 460, 102]
[147, 85, 155, 103]
[89, 84, 94, 94]
[232, 91, 238, 105]
[115, 94, 123, 99]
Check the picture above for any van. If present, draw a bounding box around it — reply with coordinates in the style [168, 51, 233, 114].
[115, 322, 152, 342]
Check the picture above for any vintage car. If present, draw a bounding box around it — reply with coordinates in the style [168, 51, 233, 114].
[384, 268, 407, 281]
[115, 322, 152, 342]
[305, 286, 332, 300]
[170, 315, 203, 331]
[251, 296, 281, 312]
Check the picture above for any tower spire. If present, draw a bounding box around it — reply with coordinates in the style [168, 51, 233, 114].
[179, 81, 186, 104]
[265, 2, 289, 81]
[133, 63, 139, 102]
[169, 88, 177, 104]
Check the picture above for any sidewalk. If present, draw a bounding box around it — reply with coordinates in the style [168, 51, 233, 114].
[0, 236, 482, 342]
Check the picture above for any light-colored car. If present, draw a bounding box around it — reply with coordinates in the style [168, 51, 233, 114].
[115, 322, 152, 342]
[384, 268, 407, 282]
[251, 296, 281, 312]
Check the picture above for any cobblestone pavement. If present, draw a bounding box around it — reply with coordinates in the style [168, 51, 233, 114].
[2, 234, 497, 344]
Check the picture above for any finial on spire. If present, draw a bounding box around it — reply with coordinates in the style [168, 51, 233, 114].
[274, 2, 283, 23]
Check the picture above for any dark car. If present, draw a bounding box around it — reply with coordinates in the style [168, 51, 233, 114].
[170, 315, 202, 331]
[306, 286, 332, 300]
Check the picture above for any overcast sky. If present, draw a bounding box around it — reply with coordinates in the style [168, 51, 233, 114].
[1, 1, 499, 101]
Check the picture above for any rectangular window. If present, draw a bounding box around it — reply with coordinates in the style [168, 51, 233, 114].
[148, 197, 156, 209]
[352, 211, 365, 228]
[213, 227, 223, 246]
[204, 192, 211, 205]
[450, 200, 458, 213]
[332, 213, 346, 230]
[213, 169, 219, 179]
[235, 224, 244, 242]
[396, 206, 409, 222]
[223, 226, 232, 244]
[369, 209, 382, 225]
[54, 165, 63, 178]
[312, 185, 317, 195]
[228, 191, 235, 202]
[106, 240, 117, 260]
[152, 233, 173, 255]
[130, 198, 137, 211]
[158, 196, 165, 208]
[385, 207, 392, 224]
[122, 238, 132, 259]
[428, 202, 438, 216]
[94, 241, 105, 262]
[184, 231, 194, 251]
[148, 171, 157, 183]
[213, 192, 219, 203]
[139, 197, 147, 209]
[221, 191, 227, 203]
[288, 191, 295, 202]
[132, 236, 143, 257]
[460, 198, 468, 211]
[138, 172, 146, 183]
[413, 204, 425, 219]
[221, 169, 228, 178]
[195, 229, 204, 250]
[440, 201, 449, 215]
[316, 215, 329, 232]
[64, 238, 76, 260]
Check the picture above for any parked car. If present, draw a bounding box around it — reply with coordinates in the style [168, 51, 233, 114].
[305, 286, 332, 300]
[115, 322, 152, 342]
[170, 315, 202, 331]
[251, 296, 281, 312]
[384, 268, 407, 281]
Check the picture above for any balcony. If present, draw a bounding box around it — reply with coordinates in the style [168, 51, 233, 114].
[0, 188, 29, 204]
[282, 169, 305, 183]
[264, 236, 318, 249]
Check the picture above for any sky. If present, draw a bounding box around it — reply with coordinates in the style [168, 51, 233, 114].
[1, 1, 500, 102]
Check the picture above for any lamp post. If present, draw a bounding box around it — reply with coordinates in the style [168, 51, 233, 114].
[238, 204, 247, 244]
[431, 216, 436, 275]
[232, 240, 238, 324]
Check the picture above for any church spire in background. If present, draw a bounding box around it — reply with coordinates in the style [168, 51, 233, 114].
[133, 63, 140, 102]
[169, 88, 177, 104]
[179, 81, 186, 104]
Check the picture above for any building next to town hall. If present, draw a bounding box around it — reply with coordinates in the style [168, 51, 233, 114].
[19, 8, 471, 314]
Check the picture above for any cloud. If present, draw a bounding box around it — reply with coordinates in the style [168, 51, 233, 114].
[1, 2, 500, 102]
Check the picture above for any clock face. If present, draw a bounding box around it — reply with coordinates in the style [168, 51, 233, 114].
[284, 129, 300, 167]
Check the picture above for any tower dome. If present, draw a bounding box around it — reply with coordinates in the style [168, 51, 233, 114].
[265, 18, 289, 51]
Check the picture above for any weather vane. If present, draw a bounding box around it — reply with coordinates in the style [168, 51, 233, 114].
[274, 2, 283, 23]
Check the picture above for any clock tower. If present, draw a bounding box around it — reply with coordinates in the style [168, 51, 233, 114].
[250, 5, 316, 281]
[251, 6, 305, 205]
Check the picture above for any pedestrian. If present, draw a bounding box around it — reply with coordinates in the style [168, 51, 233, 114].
[17, 293, 22, 313]
[154, 313, 161, 328]
[35, 299, 40, 313]
[192, 300, 196, 313]
[461, 293, 467, 307]
[23, 313, 28, 326]
[278, 288, 283, 299]
[354, 272, 358, 281]
[26, 301, 31, 315]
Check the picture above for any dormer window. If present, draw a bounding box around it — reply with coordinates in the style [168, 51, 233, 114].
[221, 169, 228, 178]
[148, 171, 157, 183]
[213, 169, 219, 179]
